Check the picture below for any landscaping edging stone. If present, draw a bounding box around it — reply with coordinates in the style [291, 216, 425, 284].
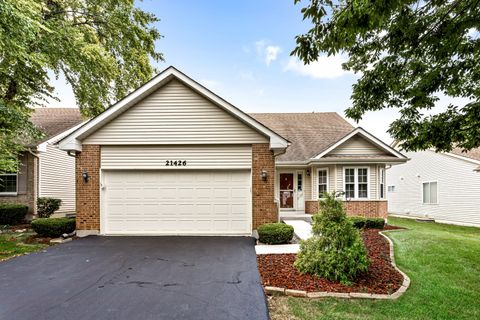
[263, 229, 410, 300]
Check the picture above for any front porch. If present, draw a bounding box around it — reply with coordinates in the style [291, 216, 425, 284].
[274, 164, 388, 218]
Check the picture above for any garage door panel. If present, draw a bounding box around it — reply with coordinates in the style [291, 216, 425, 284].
[102, 170, 251, 235]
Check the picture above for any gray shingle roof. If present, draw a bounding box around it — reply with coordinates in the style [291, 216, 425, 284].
[249, 112, 354, 162]
[30, 108, 84, 144]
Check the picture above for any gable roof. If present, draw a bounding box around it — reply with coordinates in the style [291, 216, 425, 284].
[58, 66, 289, 151]
[449, 147, 480, 162]
[249, 112, 353, 162]
[29, 108, 84, 145]
[250, 114, 406, 163]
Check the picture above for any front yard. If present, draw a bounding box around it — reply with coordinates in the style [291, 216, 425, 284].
[0, 228, 49, 261]
[269, 217, 480, 320]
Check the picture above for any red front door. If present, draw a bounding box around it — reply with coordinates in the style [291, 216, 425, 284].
[279, 173, 294, 209]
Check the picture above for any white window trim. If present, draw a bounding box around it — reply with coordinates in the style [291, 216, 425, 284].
[317, 167, 329, 199]
[343, 167, 370, 200]
[380, 168, 385, 199]
[421, 181, 439, 205]
[0, 173, 18, 196]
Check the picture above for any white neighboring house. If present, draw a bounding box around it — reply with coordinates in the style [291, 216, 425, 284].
[0, 108, 84, 218]
[387, 146, 480, 227]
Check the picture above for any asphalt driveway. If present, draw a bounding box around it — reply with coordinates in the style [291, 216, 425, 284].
[0, 236, 269, 320]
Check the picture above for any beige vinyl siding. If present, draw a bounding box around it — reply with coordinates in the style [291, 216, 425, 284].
[84, 80, 267, 145]
[304, 171, 312, 200]
[101, 145, 252, 170]
[328, 136, 388, 156]
[39, 144, 75, 215]
[387, 150, 480, 226]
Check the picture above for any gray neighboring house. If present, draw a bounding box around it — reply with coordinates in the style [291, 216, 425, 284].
[0, 108, 84, 218]
[387, 146, 480, 227]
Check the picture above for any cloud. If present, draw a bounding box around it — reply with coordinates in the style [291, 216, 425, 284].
[254, 40, 282, 65]
[284, 55, 352, 79]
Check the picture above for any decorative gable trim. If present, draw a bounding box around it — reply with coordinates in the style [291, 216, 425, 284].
[314, 127, 407, 160]
[58, 66, 289, 152]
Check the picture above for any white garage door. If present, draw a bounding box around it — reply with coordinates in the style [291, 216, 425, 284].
[102, 170, 251, 235]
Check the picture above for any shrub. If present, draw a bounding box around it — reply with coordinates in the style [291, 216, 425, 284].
[257, 223, 294, 244]
[0, 204, 28, 225]
[349, 216, 366, 229]
[365, 218, 385, 229]
[31, 218, 75, 237]
[349, 216, 385, 229]
[295, 192, 369, 284]
[37, 197, 62, 218]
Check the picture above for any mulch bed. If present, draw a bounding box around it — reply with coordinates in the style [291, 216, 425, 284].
[257, 227, 405, 294]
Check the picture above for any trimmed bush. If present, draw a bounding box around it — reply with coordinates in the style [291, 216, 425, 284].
[365, 218, 385, 229]
[0, 204, 28, 225]
[257, 223, 294, 244]
[31, 218, 75, 237]
[349, 216, 385, 229]
[349, 216, 366, 229]
[37, 197, 62, 218]
[295, 192, 369, 285]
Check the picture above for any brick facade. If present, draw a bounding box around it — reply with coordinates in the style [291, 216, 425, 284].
[252, 143, 278, 229]
[343, 200, 388, 218]
[76, 145, 101, 232]
[305, 200, 319, 214]
[304, 199, 387, 218]
[0, 152, 38, 219]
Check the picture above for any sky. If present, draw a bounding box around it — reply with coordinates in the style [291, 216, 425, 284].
[47, 0, 464, 143]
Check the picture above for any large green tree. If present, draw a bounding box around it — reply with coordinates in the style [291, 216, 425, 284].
[293, 0, 480, 152]
[0, 0, 162, 172]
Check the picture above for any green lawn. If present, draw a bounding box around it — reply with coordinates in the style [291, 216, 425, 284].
[0, 231, 48, 261]
[269, 217, 480, 320]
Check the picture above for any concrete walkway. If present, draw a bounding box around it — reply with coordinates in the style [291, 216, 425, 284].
[283, 220, 313, 240]
[255, 244, 300, 254]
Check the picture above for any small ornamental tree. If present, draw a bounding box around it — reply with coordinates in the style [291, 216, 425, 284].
[294, 192, 369, 284]
[37, 197, 62, 218]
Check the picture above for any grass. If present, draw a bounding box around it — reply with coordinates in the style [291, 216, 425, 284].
[0, 230, 48, 261]
[269, 217, 480, 320]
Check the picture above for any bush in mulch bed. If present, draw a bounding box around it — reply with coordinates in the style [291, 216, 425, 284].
[257, 228, 404, 294]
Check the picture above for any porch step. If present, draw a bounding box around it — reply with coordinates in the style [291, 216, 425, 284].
[283, 220, 312, 241]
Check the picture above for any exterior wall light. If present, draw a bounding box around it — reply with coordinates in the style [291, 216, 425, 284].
[82, 171, 89, 183]
[306, 169, 311, 176]
[261, 169, 268, 181]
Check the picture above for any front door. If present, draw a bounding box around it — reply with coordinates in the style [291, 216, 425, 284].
[279, 173, 294, 209]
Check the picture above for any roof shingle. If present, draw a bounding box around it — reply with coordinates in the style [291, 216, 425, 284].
[30, 108, 84, 144]
[249, 112, 354, 162]
[449, 147, 480, 162]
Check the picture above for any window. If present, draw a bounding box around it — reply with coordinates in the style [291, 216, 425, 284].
[344, 168, 369, 199]
[388, 185, 396, 193]
[344, 168, 355, 198]
[380, 168, 385, 198]
[422, 182, 438, 204]
[318, 169, 328, 198]
[297, 173, 302, 192]
[0, 173, 17, 194]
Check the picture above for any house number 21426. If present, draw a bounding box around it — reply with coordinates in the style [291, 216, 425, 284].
[165, 160, 187, 166]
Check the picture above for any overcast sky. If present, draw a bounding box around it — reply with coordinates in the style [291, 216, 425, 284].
[47, 0, 465, 143]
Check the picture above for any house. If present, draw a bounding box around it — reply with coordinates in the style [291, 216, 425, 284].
[387, 146, 480, 227]
[0, 108, 84, 217]
[57, 66, 407, 237]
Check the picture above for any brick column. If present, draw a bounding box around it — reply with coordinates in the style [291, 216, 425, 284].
[76, 145, 101, 235]
[343, 200, 388, 218]
[252, 143, 278, 229]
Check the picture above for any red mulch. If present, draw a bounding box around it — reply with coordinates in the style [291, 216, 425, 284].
[257, 228, 404, 294]
[23, 235, 52, 245]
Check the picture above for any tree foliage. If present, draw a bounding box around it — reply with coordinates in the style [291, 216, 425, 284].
[294, 192, 369, 285]
[293, 0, 480, 152]
[0, 0, 163, 171]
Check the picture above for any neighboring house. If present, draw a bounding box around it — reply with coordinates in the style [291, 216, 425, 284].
[387, 146, 480, 227]
[58, 66, 407, 237]
[0, 108, 84, 218]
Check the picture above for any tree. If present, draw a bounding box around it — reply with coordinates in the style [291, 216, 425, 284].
[294, 192, 369, 284]
[292, 0, 480, 152]
[0, 0, 163, 172]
